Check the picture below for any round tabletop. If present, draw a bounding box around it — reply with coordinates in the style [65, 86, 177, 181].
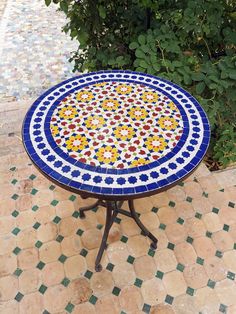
[22, 70, 210, 200]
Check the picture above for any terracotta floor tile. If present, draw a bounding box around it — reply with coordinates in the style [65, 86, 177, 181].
[59, 216, 79, 237]
[202, 212, 222, 232]
[119, 285, 143, 311]
[86, 248, 109, 270]
[185, 217, 206, 238]
[173, 294, 198, 314]
[126, 235, 149, 258]
[157, 206, 178, 225]
[151, 229, 168, 250]
[0, 275, 18, 301]
[73, 302, 96, 314]
[191, 198, 213, 214]
[90, 270, 114, 297]
[43, 285, 70, 313]
[193, 237, 216, 259]
[212, 230, 234, 252]
[17, 179, 33, 194]
[61, 235, 81, 257]
[112, 262, 136, 287]
[0, 254, 16, 277]
[194, 286, 220, 314]
[175, 201, 195, 220]
[0, 234, 16, 255]
[81, 228, 102, 250]
[223, 251, 236, 273]
[198, 176, 220, 193]
[39, 241, 61, 263]
[37, 222, 57, 242]
[16, 194, 32, 212]
[208, 190, 230, 208]
[19, 292, 43, 314]
[78, 210, 98, 230]
[95, 208, 106, 225]
[163, 270, 187, 297]
[53, 187, 71, 201]
[215, 279, 236, 306]
[69, 277, 92, 305]
[150, 304, 175, 314]
[141, 278, 166, 305]
[139, 212, 159, 231]
[183, 263, 208, 289]
[15, 210, 36, 229]
[154, 249, 177, 272]
[228, 304, 236, 314]
[0, 199, 16, 216]
[121, 217, 143, 237]
[134, 197, 155, 214]
[219, 207, 236, 225]
[229, 223, 236, 241]
[16, 228, 37, 249]
[64, 255, 86, 280]
[151, 192, 170, 207]
[107, 224, 122, 244]
[184, 181, 203, 199]
[166, 185, 186, 203]
[203, 256, 227, 281]
[35, 205, 56, 224]
[0, 300, 18, 314]
[19, 268, 41, 294]
[55, 200, 75, 218]
[42, 261, 64, 287]
[18, 248, 38, 270]
[0, 216, 15, 235]
[174, 242, 197, 266]
[31, 189, 54, 208]
[165, 223, 187, 244]
[95, 294, 121, 314]
[134, 255, 156, 281]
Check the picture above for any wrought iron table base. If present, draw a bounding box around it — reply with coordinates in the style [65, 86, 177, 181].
[79, 199, 158, 272]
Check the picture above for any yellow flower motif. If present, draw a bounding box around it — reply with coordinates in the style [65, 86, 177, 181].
[94, 82, 107, 87]
[66, 134, 88, 152]
[141, 91, 159, 103]
[96, 146, 118, 164]
[129, 107, 148, 120]
[168, 101, 178, 111]
[115, 84, 132, 95]
[114, 125, 135, 140]
[51, 125, 59, 136]
[85, 115, 105, 130]
[158, 117, 178, 130]
[58, 106, 78, 120]
[131, 158, 148, 167]
[145, 136, 167, 152]
[76, 91, 94, 102]
[102, 99, 119, 111]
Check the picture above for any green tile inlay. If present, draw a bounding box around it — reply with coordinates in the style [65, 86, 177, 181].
[207, 279, 216, 289]
[148, 248, 155, 257]
[12, 227, 20, 236]
[106, 263, 114, 272]
[72, 211, 80, 218]
[49, 184, 56, 190]
[80, 248, 88, 257]
[53, 216, 61, 224]
[92, 206, 98, 213]
[223, 224, 229, 232]
[13, 268, 23, 277]
[176, 263, 185, 272]
[186, 236, 194, 244]
[186, 287, 194, 296]
[76, 228, 84, 236]
[169, 201, 175, 207]
[195, 212, 202, 219]
[193, 177, 198, 183]
[219, 188, 224, 192]
[234, 243, 236, 250]
[30, 188, 38, 195]
[219, 304, 227, 313]
[39, 284, 47, 294]
[112, 286, 121, 296]
[215, 250, 223, 258]
[58, 254, 67, 263]
[42, 310, 50, 314]
[227, 271, 235, 281]
[33, 222, 41, 230]
[120, 235, 128, 243]
[51, 199, 59, 206]
[61, 277, 70, 287]
[142, 303, 151, 313]
[11, 194, 19, 200]
[56, 235, 64, 243]
[178, 181, 184, 186]
[65, 302, 75, 313]
[96, 224, 103, 230]
[159, 223, 166, 230]
[202, 191, 208, 198]
[35, 241, 43, 249]
[212, 207, 219, 214]
[167, 242, 175, 250]
[13, 247, 21, 255]
[12, 210, 19, 217]
[69, 195, 76, 202]
[228, 201, 235, 208]
[114, 217, 121, 224]
[156, 270, 164, 280]
[32, 205, 39, 212]
[196, 257, 204, 265]
[134, 278, 143, 288]
[10, 166, 16, 171]
[127, 255, 135, 264]
[11, 179, 18, 185]
[120, 311, 126, 314]
[84, 270, 93, 279]
[165, 294, 174, 305]
[37, 261, 46, 270]
[89, 295, 98, 305]
[186, 196, 193, 203]
[151, 207, 158, 213]
[177, 217, 184, 225]
[29, 174, 36, 180]
[15, 292, 24, 302]
[206, 231, 212, 238]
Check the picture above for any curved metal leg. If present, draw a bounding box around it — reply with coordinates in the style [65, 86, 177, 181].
[79, 200, 101, 219]
[95, 201, 113, 272]
[128, 200, 158, 249]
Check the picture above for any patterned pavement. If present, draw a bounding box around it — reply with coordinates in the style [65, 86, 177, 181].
[0, 0, 77, 103]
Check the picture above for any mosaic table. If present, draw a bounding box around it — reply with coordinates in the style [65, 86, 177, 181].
[22, 70, 210, 271]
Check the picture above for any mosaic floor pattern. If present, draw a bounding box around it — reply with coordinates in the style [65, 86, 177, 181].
[0, 0, 77, 103]
[0, 144, 236, 313]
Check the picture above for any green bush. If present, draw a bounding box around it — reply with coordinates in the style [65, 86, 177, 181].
[46, 0, 236, 168]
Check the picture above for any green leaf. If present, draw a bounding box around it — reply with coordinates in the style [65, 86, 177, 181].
[229, 71, 236, 80]
[138, 35, 146, 45]
[129, 42, 139, 50]
[60, 1, 68, 13]
[45, 0, 51, 6]
[135, 49, 145, 59]
[139, 60, 148, 68]
[98, 6, 106, 19]
[192, 72, 205, 81]
[196, 82, 206, 94]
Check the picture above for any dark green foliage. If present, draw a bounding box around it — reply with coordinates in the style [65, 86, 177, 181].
[46, 0, 236, 167]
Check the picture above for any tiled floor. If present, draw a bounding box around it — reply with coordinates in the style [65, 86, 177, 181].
[0, 128, 236, 313]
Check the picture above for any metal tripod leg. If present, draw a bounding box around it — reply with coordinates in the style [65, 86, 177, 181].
[79, 200, 101, 219]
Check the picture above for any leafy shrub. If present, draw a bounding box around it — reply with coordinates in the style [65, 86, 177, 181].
[46, 0, 236, 168]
